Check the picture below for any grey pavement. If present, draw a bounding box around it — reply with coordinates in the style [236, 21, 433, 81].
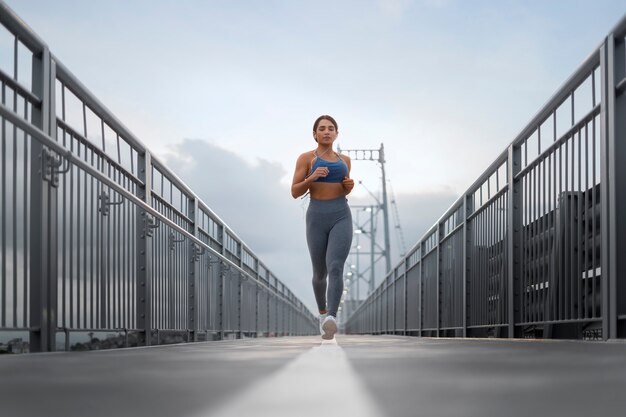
[1, 335, 625, 417]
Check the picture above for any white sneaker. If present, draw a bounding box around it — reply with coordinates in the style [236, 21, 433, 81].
[321, 315, 337, 340]
[318, 313, 327, 336]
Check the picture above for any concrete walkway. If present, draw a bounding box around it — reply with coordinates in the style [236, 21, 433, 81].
[1, 335, 625, 417]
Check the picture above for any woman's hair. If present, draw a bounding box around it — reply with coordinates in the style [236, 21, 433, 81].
[313, 115, 338, 141]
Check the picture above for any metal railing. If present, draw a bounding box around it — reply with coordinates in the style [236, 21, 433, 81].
[0, 1, 316, 353]
[345, 12, 626, 340]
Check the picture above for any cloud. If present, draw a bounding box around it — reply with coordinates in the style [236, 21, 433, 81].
[162, 139, 316, 310]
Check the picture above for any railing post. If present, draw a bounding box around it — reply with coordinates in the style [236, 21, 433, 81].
[218, 262, 225, 340]
[236, 243, 242, 339]
[254, 260, 259, 337]
[136, 151, 153, 346]
[437, 224, 442, 337]
[463, 194, 471, 338]
[602, 33, 626, 339]
[419, 241, 424, 337]
[255, 284, 260, 337]
[507, 143, 522, 338]
[392, 270, 396, 334]
[237, 273, 242, 339]
[29, 46, 57, 352]
[188, 197, 199, 342]
[403, 258, 408, 336]
[217, 226, 225, 340]
[614, 32, 626, 339]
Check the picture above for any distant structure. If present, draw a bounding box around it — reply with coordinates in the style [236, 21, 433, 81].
[337, 144, 392, 318]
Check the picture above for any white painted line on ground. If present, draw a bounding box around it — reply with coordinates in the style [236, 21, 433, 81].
[197, 338, 384, 417]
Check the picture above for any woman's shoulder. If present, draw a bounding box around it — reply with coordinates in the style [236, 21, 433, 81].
[297, 150, 317, 161]
[338, 153, 351, 163]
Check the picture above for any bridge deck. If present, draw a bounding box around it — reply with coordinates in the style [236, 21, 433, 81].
[1, 335, 624, 417]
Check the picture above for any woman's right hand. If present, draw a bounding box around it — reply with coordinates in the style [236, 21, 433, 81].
[308, 167, 329, 181]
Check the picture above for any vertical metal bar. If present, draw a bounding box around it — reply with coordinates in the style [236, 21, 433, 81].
[569, 134, 575, 321]
[404, 258, 408, 335]
[137, 150, 153, 345]
[493, 194, 498, 326]
[189, 197, 199, 341]
[502, 192, 507, 325]
[477, 207, 482, 326]
[29, 46, 57, 351]
[11, 93, 18, 328]
[158, 205, 162, 330]
[577, 130, 583, 321]
[128, 187, 133, 331]
[570, 134, 576, 321]
[558, 142, 563, 321]
[541, 156, 546, 323]
[469, 205, 474, 329]
[482, 203, 486, 326]
[89, 150, 95, 328]
[80, 146, 86, 328]
[522, 172, 527, 324]
[528, 156, 533, 326]
[419, 242, 423, 336]
[524, 140, 528, 168]
[490, 199, 495, 326]
[1, 82, 6, 329]
[122, 178, 128, 329]
[107, 169, 113, 329]
[12, 35, 17, 79]
[486, 202, 490, 326]
[532, 165, 537, 323]
[602, 34, 623, 339]
[543, 151, 556, 321]
[584, 124, 590, 319]
[600, 39, 610, 335]
[117, 176, 123, 329]
[553, 145, 559, 322]
[564, 139, 569, 322]
[69, 131, 74, 330]
[96, 153, 101, 330]
[588, 68, 595, 318]
[23, 99, 29, 330]
[60, 127, 67, 330]
[484, 203, 489, 327]
[508, 143, 521, 337]
[114, 169, 120, 329]
[520, 175, 525, 324]
[474, 208, 479, 326]
[500, 190, 504, 326]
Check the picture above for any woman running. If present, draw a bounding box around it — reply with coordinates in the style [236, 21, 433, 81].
[291, 115, 354, 340]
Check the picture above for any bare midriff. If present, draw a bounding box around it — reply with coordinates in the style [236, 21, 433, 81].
[309, 182, 346, 200]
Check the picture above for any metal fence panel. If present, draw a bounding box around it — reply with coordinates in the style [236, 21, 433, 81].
[467, 191, 509, 329]
[422, 250, 438, 331]
[0, 2, 317, 352]
[440, 229, 463, 330]
[344, 13, 626, 341]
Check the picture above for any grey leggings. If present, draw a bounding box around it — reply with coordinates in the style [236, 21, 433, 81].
[306, 196, 353, 317]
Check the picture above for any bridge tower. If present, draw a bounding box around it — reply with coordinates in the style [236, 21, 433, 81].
[337, 143, 391, 317]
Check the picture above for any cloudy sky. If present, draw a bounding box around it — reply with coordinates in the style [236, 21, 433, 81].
[4, 0, 625, 313]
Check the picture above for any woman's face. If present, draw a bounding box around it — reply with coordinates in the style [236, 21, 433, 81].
[314, 119, 338, 145]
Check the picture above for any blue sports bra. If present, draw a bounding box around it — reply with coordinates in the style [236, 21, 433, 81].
[307, 151, 349, 183]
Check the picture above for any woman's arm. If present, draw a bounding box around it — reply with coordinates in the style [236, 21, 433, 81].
[291, 152, 328, 198]
[341, 155, 354, 195]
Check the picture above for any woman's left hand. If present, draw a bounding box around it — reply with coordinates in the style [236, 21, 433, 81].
[342, 176, 354, 194]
